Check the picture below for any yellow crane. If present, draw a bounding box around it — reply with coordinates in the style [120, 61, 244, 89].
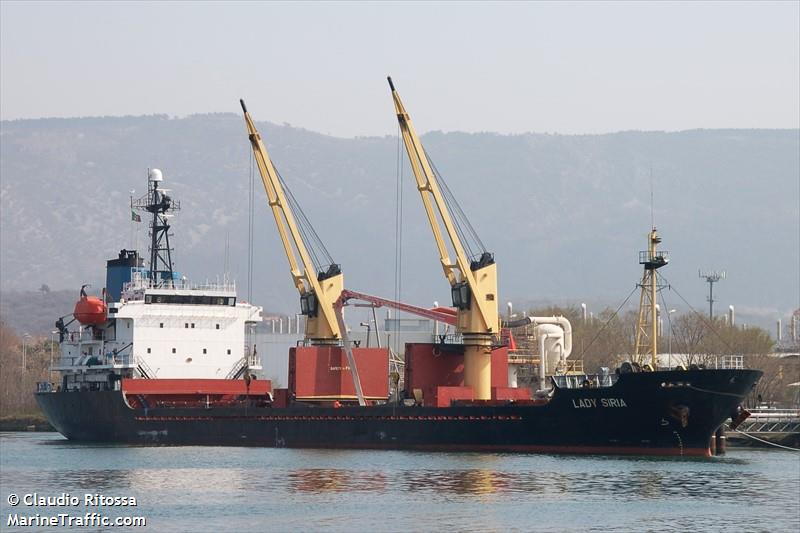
[240, 100, 343, 345]
[387, 78, 500, 400]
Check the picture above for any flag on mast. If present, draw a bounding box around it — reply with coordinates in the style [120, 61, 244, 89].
[131, 210, 141, 223]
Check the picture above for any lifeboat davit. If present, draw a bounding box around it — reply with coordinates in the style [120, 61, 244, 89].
[74, 296, 107, 325]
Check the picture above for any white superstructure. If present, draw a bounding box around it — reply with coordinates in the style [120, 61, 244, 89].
[52, 168, 263, 392]
[55, 275, 262, 391]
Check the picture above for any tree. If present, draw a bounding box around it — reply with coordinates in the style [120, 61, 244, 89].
[0, 319, 55, 417]
[745, 353, 786, 407]
[670, 314, 715, 366]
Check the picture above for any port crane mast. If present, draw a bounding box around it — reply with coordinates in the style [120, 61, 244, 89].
[388, 78, 500, 400]
[240, 100, 343, 345]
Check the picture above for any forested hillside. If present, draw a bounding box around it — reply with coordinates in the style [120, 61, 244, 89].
[1, 115, 797, 333]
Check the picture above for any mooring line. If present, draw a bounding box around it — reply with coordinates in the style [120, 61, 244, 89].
[728, 427, 800, 452]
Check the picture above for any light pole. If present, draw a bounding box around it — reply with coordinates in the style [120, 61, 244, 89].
[22, 333, 31, 371]
[699, 270, 726, 320]
[655, 304, 661, 337]
[360, 322, 372, 348]
[668, 309, 676, 368]
[580, 303, 588, 358]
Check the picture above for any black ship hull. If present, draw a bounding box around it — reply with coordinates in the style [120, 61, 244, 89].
[35, 369, 760, 457]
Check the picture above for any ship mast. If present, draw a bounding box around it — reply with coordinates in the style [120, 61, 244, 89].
[132, 169, 180, 288]
[634, 228, 668, 368]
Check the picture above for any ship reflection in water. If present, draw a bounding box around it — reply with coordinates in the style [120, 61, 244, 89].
[280, 465, 765, 499]
[3, 434, 798, 533]
[30, 455, 763, 500]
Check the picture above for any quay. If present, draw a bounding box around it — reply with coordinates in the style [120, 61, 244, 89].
[727, 408, 800, 449]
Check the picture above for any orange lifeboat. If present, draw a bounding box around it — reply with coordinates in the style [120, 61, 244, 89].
[74, 286, 107, 325]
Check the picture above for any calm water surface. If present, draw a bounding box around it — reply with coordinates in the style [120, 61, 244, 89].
[1, 432, 798, 532]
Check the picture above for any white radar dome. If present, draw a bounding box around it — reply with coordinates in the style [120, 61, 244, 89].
[149, 168, 163, 182]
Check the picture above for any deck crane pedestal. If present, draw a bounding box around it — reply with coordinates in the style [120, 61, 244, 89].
[388, 78, 501, 400]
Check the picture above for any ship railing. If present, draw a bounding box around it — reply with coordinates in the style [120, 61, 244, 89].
[53, 350, 137, 370]
[711, 354, 745, 369]
[434, 333, 464, 345]
[242, 344, 262, 368]
[62, 329, 104, 344]
[552, 373, 618, 389]
[247, 353, 262, 368]
[733, 420, 800, 434]
[122, 274, 236, 295]
[745, 408, 800, 422]
[225, 354, 262, 380]
[508, 352, 539, 365]
[564, 359, 585, 374]
[135, 356, 157, 379]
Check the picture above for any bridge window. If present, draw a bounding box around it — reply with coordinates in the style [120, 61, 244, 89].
[144, 295, 236, 306]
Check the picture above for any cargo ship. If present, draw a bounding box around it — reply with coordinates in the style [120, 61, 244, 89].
[35, 86, 762, 457]
[34, 168, 760, 456]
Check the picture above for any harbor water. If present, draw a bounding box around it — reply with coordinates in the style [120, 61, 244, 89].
[1, 432, 798, 532]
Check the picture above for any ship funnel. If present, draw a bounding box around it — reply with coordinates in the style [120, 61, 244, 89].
[149, 168, 163, 182]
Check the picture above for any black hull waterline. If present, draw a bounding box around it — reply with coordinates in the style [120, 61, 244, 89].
[36, 369, 760, 457]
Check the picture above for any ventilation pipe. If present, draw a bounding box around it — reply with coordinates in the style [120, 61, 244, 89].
[536, 324, 563, 392]
[503, 315, 572, 359]
[501, 315, 573, 392]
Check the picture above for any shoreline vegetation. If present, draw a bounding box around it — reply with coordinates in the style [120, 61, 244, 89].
[0, 414, 54, 432]
[1, 320, 59, 430]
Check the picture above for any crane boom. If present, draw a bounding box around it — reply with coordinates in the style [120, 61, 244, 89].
[333, 289, 458, 326]
[240, 99, 342, 343]
[388, 77, 500, 400]
[387, 78, 499, 335]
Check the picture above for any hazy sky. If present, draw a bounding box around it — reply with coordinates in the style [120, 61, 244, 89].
[1, 1, 798, 137]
